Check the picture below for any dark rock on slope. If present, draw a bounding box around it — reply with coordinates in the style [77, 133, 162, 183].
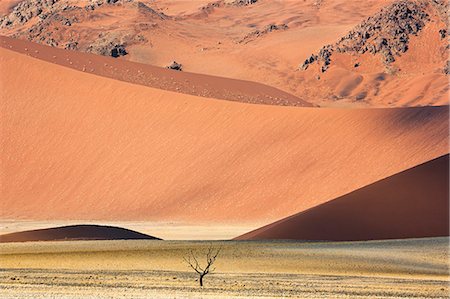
[239, 23, 288, 44]
[167, 60, 182, 71]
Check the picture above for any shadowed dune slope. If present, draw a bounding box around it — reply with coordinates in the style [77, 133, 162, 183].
[1, 46, 449, 223]
[0, 225, 160, 243]
[236, 155, 450, 241]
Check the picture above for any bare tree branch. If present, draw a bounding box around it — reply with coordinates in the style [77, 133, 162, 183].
[183, 243, 222, 287]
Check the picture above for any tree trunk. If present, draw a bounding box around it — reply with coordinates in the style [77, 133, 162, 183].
[199, 274, 204, 287]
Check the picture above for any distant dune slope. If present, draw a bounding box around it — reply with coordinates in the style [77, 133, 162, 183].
[236, 155, 449, 241]
[1, 46, 448, 223]
[0, 224, 160, 242]
[0, 36, 311, 107]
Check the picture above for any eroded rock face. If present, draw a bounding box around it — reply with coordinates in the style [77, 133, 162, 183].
[300, 0, 431, 72]
[1, 0, 166, 58]
[0, 0, 60, 28]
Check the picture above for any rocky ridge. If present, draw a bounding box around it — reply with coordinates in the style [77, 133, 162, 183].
[239, 23, 288, 44]
[300, 0, 446, 73]
[1, 0, 166, 57]
[0, 0, 61, 28]
[198, 0, 258, 15]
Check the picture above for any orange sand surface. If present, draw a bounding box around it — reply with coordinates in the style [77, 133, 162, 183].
[1, 45, 448, 224]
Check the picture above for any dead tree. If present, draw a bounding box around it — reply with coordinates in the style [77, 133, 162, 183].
[183, 244, 221, 287]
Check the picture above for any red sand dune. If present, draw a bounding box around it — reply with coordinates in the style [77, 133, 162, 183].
[0, 35, 311, 107]
[1, 43, 449, 224]
[236, 154, 449, 241]
[0, 224, 160, 243]
[2, 0, 446, 107]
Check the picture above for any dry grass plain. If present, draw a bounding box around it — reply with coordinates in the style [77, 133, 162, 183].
[0, 237, 448, 298]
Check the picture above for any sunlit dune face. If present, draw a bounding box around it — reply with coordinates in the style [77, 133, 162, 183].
[1, 44, 448, 224]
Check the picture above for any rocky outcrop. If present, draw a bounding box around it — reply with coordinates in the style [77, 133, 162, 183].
[239, 23, 288, 43]
[199, 0, 257, 15]
[1, 0, 165, 58]
[86, 32, 131, 57]
[11, 4, 82, 47]
[84, 0, 134, 10]
[136, 2, 168, 20]
[0, 0, 60, 28]
[300, 0, 431, 72]
[64, 41, 78, 50]
[110, 44, 127, 57]
[227, 0, 258, 6]
[167, 61, 182, 71]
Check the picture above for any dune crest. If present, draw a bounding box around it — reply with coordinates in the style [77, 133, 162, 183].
[0, 36, 310, 106]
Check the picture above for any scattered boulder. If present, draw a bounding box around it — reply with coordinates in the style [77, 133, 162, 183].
[318, 45, 333, 72]
[64, 41, 78, 50]
[439, 29, 447, 39]
[110, 45, 127, 57]
[299, 54, 318, 70]
[167, 61, 182, 71]
[264, 23, 288, 32]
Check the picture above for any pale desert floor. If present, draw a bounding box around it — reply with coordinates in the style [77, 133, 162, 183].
[0, 237, 448, 298]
